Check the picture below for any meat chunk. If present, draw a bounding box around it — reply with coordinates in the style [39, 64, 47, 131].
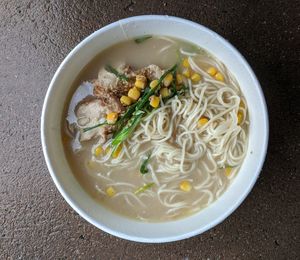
[136, 64, 164, 81]
[97, 67, 118, 90]
[93, 79, 133, 99]
[92, 82, 124, 113]
[95, 64, 135, 98]
[121, 64, 137, 78]
[97, 63, 136, 85]
[76, 97, 105, 125]
[75, 97, 118, 143]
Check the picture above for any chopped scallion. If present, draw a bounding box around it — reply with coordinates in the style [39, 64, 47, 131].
[134, 182, 154, 195]
[111, 110, 144, 148]
[140, 153, 151, 174]
[83, 122, 108, 132]
[134, 35, 152, 44]
[105, 65, 129, 81]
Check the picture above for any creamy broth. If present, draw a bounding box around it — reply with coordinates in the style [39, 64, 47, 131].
[62, 36, 248, 221]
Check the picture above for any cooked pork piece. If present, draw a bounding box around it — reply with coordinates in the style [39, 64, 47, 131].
[93, 79, 133, 99]
[136, 64, 164, 80]
[97, 63, 136, 85]
[75, 97, 119, 143]
[122, 64, 137, 78]
[92, 83, 124, 112]
[94, 64, 135, 98]
[76, 98, 104, 123]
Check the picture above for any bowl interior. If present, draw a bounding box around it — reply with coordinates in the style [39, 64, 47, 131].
[41, 15, 268, 243]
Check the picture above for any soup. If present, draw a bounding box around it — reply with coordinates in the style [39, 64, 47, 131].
[62, 36, 249, 222]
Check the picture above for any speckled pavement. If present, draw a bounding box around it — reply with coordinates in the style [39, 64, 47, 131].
[1, 0, 299, 258]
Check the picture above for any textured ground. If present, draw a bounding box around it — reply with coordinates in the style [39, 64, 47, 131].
[0, 0, 299, 259]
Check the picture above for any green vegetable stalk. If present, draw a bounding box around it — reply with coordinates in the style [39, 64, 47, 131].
[105, 65, 129, 81]
[111, 110, 145, 148]
[134, 35, 152, 44]
[134, 183, 154, 195]
[82, 122, 108, 132]
[140, 153, 151, 174]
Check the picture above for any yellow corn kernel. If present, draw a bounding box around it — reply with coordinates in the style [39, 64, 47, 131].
[182, 58, 190, 68]
[160, 87, 170, 98]
[237, 111, 243, 125]
[106, 186, 116, 197]
[112, 144, 123, 158]
[149, 95, 160, 108]
[120, 95, 132, 106]
[106, 112, 118, 124]
[240, 100, 245, 109]
[176, 73, 183, 85]
[94, 146, 103, 157]
[135, 75, 147, 89]
[180, 180, 192, 192]
[198, 116, 209, 127]
[128, 87, 141, 101]
[214, 72, 224, 81]
[207, 66, 217, 76]
[150, 79, 159, 89]
[182, 68, 191, 78]
[225, 167, 232, 177]
[105, 146, 111, 155]
[135, 80, 146, 89]
[191, 73, 201, 83]
[163, 73, 173, 87]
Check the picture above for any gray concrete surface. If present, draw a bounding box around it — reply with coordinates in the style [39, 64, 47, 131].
[1, 0, 299, 259]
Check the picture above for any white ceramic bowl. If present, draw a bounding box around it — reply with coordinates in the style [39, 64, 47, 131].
[41, 15, 268, 243]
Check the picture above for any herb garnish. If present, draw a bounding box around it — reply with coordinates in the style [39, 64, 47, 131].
[134, 183, 154, 195]
[111, 110, 145, 148]
[140, 153, 151, 174]
[134, 35, 152, 44]
[83, 122, 108, 132]
[105, 65, 129, 81]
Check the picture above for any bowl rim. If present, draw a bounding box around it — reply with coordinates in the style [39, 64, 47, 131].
[41, 15, 269, 243]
